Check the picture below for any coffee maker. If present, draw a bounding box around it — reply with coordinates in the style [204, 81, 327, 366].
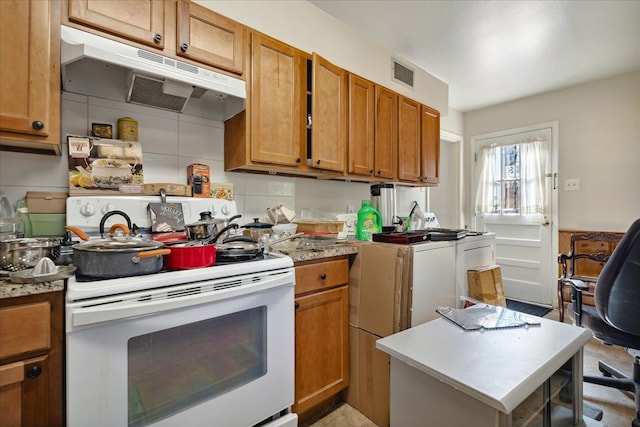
[370, 183, 396, 232]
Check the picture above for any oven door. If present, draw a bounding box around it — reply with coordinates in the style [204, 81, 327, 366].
[67, 270, 295, 427]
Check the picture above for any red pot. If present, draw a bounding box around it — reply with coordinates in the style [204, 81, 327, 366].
[164, 242, 216, 270]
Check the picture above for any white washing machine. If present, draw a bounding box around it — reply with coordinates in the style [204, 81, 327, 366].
[454, 233, 497, 307]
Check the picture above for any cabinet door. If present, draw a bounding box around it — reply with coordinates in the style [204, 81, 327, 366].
[0, 356, 50, 427]
[68, 0, 165, 49]
[176, 0, 244, 75]
[311, 53, 347, 173]
[250, 32, 305, 166]
[293, 285, 349, 415]
[347, 74, 375, 177]
[0, 0, 60, 153]
[375, 86, 398, 180]
[421, 105, 440, 185]
[397, 96, 421, 182]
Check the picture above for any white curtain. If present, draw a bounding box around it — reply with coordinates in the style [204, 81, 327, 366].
[474, 145, 499, 214]
[474, 138, 547, 215]
[520, 139, 547, 215]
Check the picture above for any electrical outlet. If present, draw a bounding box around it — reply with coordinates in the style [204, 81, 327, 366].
[564, 178, 580, 191]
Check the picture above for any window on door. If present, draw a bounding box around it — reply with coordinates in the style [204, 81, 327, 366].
[474, 138, 547, 216]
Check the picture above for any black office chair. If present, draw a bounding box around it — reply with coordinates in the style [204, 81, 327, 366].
[562, 218, 640, 427]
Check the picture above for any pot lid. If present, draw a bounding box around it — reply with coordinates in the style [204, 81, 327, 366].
[242, 218, 273, 229]
[186, 211, 227, 227]
[73, 237, 162, 252]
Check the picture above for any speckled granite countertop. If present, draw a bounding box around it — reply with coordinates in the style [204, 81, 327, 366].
[281, 241, 359, 263]
[0, 279, 65, 299]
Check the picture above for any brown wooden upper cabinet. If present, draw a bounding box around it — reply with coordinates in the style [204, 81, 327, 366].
[347, 75, 398, 180]
[0, 0, 60, 154]
[374, 86, 398, 180]
[421, 105, 440, 185]
[347, 74, 375, 177]
[67, 0, 245, 77]
[310, 53, 347, 173]
[176, 0, 244, 75]
[68, 0, 166, 49]
[225, 32, 308, 172]
[397, 96, 440, 184]
[397, 96, 422, 182]
[249, 32, 305, 167]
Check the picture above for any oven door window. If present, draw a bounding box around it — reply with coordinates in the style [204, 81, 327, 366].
[127, 306, 267, 426]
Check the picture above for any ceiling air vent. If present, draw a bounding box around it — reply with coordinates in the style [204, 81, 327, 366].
[392, 59, 415, 89]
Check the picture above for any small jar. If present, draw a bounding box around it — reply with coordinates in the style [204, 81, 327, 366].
[117, 117, 138, 141]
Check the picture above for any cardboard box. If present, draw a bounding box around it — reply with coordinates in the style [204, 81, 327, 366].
[26, 192, 67, 214]
[67, 136, 144, 195]
[187, 164, 210, 198]
[467, 264, 506, 306]
[144, 183, 192, 197]
[342, 326, 390, 427]
[349, 242, 412, 337]
[210, 182, 234, 200]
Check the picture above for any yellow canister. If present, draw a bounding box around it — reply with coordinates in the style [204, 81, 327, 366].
[117, 117, 138, 141]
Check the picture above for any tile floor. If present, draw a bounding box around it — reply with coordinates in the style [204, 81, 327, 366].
[307, 308, 637, 426]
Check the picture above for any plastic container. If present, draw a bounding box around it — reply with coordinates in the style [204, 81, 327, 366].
[356, 200, 382, 241]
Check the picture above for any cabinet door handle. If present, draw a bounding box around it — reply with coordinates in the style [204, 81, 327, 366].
[370, 169, 374, 175]
[26, 365, 42, 379]
[296, 158, 301, 163]
[377, 169, 382, 175]
[316, 160, 321, 165]
[320, 273, 327, 280]
[294, 302, 300, 310]
[154, 33, 163, 43]
[180, 43, 189, 52]
[32, 121, 44, 130]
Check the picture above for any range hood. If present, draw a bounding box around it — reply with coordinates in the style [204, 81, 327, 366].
[60, 26, 245, 118]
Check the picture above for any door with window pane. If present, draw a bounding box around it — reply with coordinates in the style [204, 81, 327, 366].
[472, 126, 555, 305]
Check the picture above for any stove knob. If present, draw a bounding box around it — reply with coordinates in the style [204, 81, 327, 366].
[80, 203, 96, 217]
[101, 203, 115, 215]
[210, 206, 218, 216]
[221, 204, 229, 216]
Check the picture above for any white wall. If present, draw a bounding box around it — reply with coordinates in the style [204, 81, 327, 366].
[463, 71, 640, 232]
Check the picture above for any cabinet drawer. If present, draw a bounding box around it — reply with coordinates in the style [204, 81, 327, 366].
[0, 302, 50, 359]
[295, 258, 349, 295]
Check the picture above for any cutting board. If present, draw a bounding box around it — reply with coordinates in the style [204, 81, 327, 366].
[148, 189, 185, 232]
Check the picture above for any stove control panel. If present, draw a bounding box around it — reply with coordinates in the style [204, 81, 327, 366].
[67, 196, 238, 232]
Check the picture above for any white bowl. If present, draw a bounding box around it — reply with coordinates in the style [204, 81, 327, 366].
[272, 223, 298, 236]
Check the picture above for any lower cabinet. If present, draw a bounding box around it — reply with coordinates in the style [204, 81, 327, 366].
[293, 257, 349, 420]
[0, 291, 63, 427]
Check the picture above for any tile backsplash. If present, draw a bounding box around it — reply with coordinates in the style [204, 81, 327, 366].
[0, 92, 426, 223]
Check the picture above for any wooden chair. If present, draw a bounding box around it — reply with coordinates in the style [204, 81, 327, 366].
[557, 230, 624, 322]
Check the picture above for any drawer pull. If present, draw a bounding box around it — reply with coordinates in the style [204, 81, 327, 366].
[26, 365, 42, 379]
[320, 273, 327, 280]
[294, 302, 300, 310]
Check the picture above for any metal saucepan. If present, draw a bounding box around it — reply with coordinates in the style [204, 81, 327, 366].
[184, 212, 241, 242]
[241, 218, 273, 242]
[0, 237, 61, 272]
[163, 223, 239, 270]
[67, 224, 170, 281]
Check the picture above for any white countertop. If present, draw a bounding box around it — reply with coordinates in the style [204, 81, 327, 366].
[376, 315, 592, 414]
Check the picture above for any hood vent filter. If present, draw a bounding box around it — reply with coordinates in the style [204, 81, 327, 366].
[127, 74, 194, 112]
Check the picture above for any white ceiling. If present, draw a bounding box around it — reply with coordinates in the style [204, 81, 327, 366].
[309, 0, 640, 112]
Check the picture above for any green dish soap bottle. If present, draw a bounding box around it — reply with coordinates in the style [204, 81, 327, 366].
[356, 200, 382, 241]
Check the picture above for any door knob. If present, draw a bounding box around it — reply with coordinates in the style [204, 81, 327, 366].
[541, 218, 550, 226]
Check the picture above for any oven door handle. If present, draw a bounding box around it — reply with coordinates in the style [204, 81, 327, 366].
[69, 270, 294, 327]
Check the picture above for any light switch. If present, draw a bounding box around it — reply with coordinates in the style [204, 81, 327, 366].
[564, 178, 580, 191]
